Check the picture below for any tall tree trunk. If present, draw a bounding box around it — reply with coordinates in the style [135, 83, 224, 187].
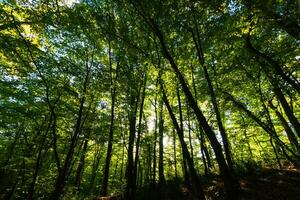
[161, 82, 206, 200]
[172, 128, 178, 178]
[191, 26, 233, 170]
[89, 145, 103, 195]
[125, 90, 140, 200]
[152, 86, 158, 187]
[145, 143, 152, 184]
[75, 130, 90, 190]
[187, 107, 194, 161]
[269, 101, 299, 150]
[51, 62, 90, 200]
[134, 75, 147, 188]
[101, 91, 115, 195]
[51, 97, 85, 199]
[158, 100, 165, 186]
[191, 59, 211, 174]
[176, 87, 190, 189]
[101, 41, 119, 196]
[196, 127, 212, 175]
[271, 80, 300, 138]
[149, 19, 239, 199]
[28, 115, 53, 200]
[120, 122, 126, 180]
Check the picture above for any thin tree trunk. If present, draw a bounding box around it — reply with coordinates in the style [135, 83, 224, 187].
[158, 100, 165, 186]
[191, 26, 233, 170]
[125, 90, 140, 200]
[271, 80, 300, 138]
[51, 96, 86, 200]
[89, 145, 103, 195]
[161, 82, 206, 200]
[197, 127, 212, 174]
[51, 62, 90, 200]
[120, 122, 126, 180]
[270, 137, 283, 168]
[176, 87, 190, 189]
[101, 41, 119, 196]
[187, 107, 194, 161]
[224, 91, 300, 164]
[152, 89, 158, 187]
[134, 74, 147, 188]
[75, 130, 90, 190]
[246, 35, 300, 92]
[149, 19, 239, 199]
[28, 114, 53, 200]
[269, 101, 299, 150]
[172, 128, 178, 178]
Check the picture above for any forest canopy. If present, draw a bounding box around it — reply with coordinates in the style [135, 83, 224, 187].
[0, 0, 299, 199]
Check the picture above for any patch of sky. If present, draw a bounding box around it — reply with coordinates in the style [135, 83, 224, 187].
[228, 0, 241, 16]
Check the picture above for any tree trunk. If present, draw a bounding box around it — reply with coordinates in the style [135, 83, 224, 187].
[101, 89, 116, 196]
[197, 127, 212, 175]
[161, 82, 206, 200]
[125, 91, 140, 200]
[51, 63, 90, 200]
[191, 26, 233, 170]
[75, 131, 90, 190]
[246, 35, 300, 92]
[152, 89, 158, 187]
[28, 115, 53, 200]
[134, 75, 147, 188]
[271, 80, 300, 138]
[224, 91, 300, 164]
[187, 107, 194, 161]
[158, 100, 165, 186]
[172, 128, 178, 178]
[101, 41, 119, 196]
[176, 87, 190, 188]
[269, 101, 299, 150]
[89, 145, 103, 195]
[149, 19, 239, 199]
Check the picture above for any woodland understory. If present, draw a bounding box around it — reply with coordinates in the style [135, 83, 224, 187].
[0, 0, 300, 200]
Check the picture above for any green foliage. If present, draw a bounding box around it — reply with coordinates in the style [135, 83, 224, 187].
[0, 0, 299, 199]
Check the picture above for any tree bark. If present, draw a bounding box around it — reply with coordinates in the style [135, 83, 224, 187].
[172, 128, 178, 178]
[51, 62, 90, 200]
[161, 82, 206, 200]
[101, 40, 119, 196]
[191, 26, 233, 170]
[176, 87, 190, 189]
[149, 19, 239, 199]
[152, 96, 158, 187]
[28, 116, 52, 200]
[134, 75, 147, 189]
[125, 89, 140, 200]
[75, 131, 90, 190]
[269, 101, 299, 150]
[158, 100, 165, 186]
[271, 80, 300, 138]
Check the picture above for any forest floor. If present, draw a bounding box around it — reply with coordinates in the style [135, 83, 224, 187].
[204, 168, 300, 200]
[96, 167, 300, 200]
